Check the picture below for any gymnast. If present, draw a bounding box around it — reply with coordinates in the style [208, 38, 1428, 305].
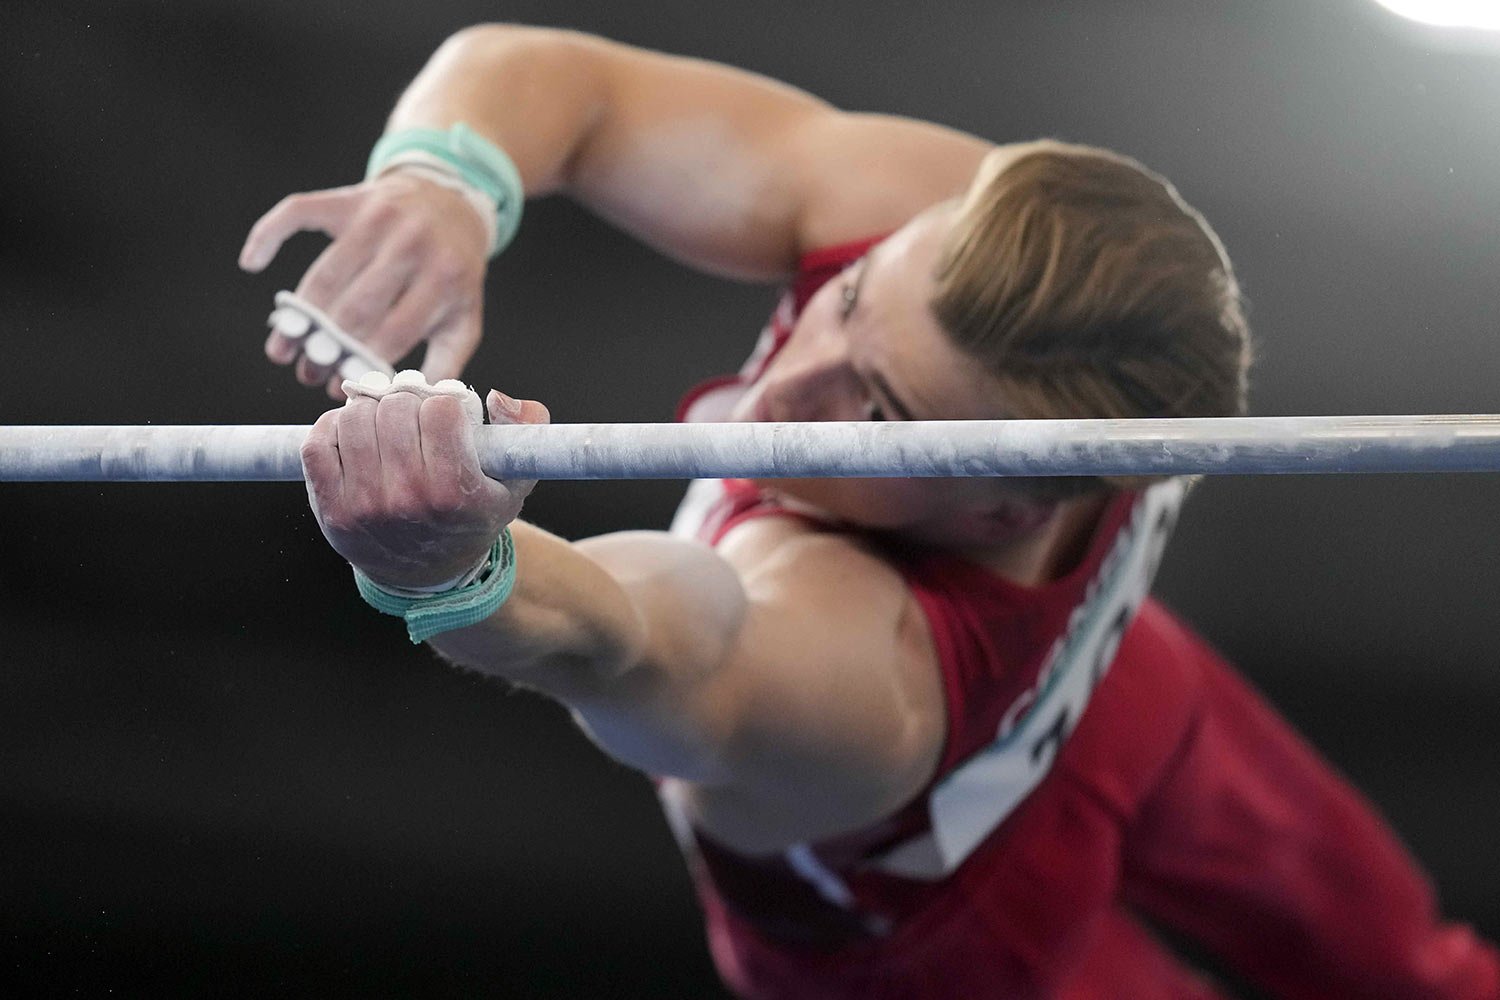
[240, 25, 1500, 998]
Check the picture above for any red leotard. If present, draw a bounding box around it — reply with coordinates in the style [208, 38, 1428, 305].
[659, 238, 1499, 999]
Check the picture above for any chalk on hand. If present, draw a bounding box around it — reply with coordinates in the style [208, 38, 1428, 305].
[304, 331, 342, 367]
[339, 356, 381, 382]
[267, 307, 311, 339]
[338, 369, 484, 425]
[269, 291, 397, 379]
[393, 369, 427, 388]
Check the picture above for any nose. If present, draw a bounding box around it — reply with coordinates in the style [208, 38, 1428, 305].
[759, 323, 862, 421]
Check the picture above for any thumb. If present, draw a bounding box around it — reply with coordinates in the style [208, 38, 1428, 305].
[486, 390, 550, 426]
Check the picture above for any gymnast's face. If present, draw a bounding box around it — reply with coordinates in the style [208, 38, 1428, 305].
[731, 203, 1056, 548]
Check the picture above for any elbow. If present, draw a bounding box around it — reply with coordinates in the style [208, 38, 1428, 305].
[418, 24, 609, 193]
[437, 23, 598, 66]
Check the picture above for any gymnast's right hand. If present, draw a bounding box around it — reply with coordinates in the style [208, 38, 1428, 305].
[240, 172, 491, 398]
[301, 375, 548, 592]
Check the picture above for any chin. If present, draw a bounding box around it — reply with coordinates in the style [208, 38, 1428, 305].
[757, 478, 1054, 549]
[754, 478, 918, 530]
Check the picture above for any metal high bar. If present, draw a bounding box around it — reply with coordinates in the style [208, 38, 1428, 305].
[3, 416, 1500, 482]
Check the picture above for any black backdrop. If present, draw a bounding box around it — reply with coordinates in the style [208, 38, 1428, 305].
[3, 0, 1499, 995]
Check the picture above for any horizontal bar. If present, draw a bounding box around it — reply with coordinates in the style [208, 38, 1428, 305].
[3, 416, 1500, 482]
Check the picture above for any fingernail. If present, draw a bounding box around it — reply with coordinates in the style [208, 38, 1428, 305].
[488, 389, 522, 418]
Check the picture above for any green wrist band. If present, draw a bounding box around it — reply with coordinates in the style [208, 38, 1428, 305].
[353, 528, 518, 644]
[366, 123, 525, 257]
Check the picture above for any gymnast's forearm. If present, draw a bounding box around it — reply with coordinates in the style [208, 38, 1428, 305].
[388, 24, 833, 278]
[425, 521, 749, 782]
[424, 520, 649, 697]
[388, 25, 609, 199]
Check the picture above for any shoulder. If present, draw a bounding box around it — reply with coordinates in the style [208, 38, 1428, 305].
[716, 514, 914, 624]
[680, 516, 949, 852]
[718, 518, 935, 703]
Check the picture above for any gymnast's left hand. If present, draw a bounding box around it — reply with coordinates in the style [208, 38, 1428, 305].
[301, 385, 549, 591]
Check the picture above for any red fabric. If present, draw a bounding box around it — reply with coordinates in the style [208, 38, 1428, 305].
[668, 242, 1500, 999]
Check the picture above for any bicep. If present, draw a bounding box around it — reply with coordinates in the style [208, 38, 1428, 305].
[680, 551, 946, 850]
[563, 529, 945, 840]
[592, 529, 940, 855]
[563, 530, 753, 783]
[568, 39, 991, 279]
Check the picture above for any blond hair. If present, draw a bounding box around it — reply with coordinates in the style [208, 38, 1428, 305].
[931, 141, 1251, 495]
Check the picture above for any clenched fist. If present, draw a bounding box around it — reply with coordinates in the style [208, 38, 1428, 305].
[301, 372, 549, 590]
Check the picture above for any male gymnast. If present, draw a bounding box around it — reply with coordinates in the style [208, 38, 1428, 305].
[241, 26, 1500, 998]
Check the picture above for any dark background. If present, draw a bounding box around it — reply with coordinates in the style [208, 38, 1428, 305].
[3, 0, 1499, 995]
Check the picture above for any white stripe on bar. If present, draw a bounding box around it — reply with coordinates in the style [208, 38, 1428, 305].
[3, 416, 1500, 482]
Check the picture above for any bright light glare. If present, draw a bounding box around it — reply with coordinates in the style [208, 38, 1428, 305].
[1373, 0, 1500, 30]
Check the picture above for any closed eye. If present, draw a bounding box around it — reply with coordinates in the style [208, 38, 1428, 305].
[839, 281, 858, 321]
[867, 371, 917, 422]
[839, 258, 868, 322]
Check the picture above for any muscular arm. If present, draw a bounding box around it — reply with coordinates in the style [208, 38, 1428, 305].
[242, 25, 989, 391]
[384, 24, 991, 275]
[300, 386, 944, 851]
[432, 516, 946, 852]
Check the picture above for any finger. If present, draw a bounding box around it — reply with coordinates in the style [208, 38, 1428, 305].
[514, 399, 551, 426]
[486, 390, 551, 427]
[297, 343, 341, 388]
[421, 308, 483, 383]
[240, 187, 364, 273]
[323, 247, 416, 349]
[265, 328, 302, 365]
[300, 408, 345, 501]
[480, 391, 545, 502]
[360, 275, 455, 366]
[417, 395, 486, 491]
[426, 395, 513, 524]
[373, 391, 425, 491]
[294, 234, 379, 314]
[333, 394, 382, 503]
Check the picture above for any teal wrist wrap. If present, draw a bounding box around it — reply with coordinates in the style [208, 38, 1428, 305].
[366, 123, 525, 257]
[353, 529, 517, 644]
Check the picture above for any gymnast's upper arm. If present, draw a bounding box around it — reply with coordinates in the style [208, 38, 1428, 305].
[569, 528, 946, 842]
[563, 35, 993, 278]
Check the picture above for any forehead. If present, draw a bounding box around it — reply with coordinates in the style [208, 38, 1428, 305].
[855, 205, 1007, 419]
[864, 139, 1047, 284]
[856, 203, 952, 326]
